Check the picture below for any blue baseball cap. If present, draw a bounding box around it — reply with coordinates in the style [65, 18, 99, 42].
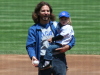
[59, 11, 70, 18]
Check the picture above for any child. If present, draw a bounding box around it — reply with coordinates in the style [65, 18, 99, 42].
[39, 11, 74, 70]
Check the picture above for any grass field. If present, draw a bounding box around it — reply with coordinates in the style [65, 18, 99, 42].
[0, 0, 100, 55]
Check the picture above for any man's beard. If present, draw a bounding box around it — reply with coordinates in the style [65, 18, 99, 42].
[41, 16, 50, 21]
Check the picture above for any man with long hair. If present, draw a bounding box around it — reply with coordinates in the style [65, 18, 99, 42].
[26, 1, 75, 75]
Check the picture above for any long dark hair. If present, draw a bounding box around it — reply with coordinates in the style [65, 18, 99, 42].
[32, 1, 56, 23]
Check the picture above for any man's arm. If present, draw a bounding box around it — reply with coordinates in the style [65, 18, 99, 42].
[55, 35, 75, 53]
[26, 27, 36, 59]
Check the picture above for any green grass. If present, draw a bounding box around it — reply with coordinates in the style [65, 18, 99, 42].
[0, 0, 100, 55]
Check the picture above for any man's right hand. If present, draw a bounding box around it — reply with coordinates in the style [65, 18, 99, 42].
[32, 56, 39, 67]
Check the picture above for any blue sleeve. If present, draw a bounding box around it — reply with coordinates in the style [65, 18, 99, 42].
[67, 35, 76, 50]
[26, 27, 36, 59]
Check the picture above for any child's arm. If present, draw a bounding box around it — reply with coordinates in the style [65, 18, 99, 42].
[67, 35, 75, 50]
[48, 35, 63, 43]
[52, 35, 63, 41]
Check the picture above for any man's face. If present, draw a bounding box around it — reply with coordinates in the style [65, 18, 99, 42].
[39, 5, 50, 21]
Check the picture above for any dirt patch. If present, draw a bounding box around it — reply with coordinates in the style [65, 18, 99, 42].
[0, 55, 100, 75]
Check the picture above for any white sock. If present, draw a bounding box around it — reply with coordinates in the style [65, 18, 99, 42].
[43, 61, 50, 67]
